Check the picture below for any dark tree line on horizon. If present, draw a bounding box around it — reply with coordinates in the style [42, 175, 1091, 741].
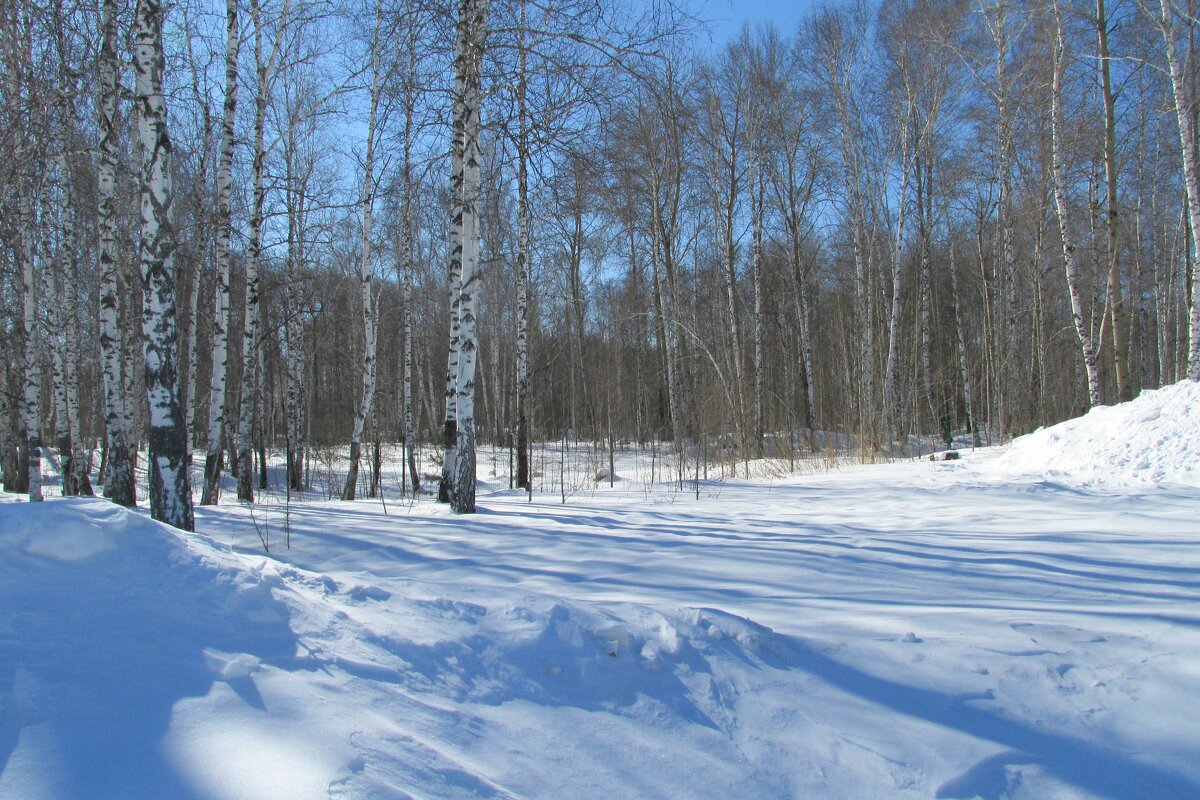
[2, 0, 1200, 526]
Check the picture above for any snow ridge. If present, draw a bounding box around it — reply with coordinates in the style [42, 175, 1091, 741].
[987, 380, 1200, 486]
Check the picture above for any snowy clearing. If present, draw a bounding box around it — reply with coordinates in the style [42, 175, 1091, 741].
[2, 385, 1199, 800]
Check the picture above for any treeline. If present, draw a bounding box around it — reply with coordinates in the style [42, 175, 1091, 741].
[2, 0, 1199, 524]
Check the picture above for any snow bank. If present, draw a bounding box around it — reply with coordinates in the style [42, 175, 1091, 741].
[986, 380, 1200, 487]
[0, 498, 814, 799]
[0, 498, 325, 799]
[0, 499, 120, 561]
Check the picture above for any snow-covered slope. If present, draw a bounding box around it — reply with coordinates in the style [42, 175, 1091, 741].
[986, 380, 1200, 487]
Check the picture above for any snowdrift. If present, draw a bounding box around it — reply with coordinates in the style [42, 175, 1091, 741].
[986, 379, 1200, 487]
[0, 499, 818, 799]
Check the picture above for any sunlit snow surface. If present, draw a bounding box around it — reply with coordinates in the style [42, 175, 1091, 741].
[2, 383, 1199, 799]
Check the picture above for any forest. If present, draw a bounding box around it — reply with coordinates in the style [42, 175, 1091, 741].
[3, 0, 1200, 530]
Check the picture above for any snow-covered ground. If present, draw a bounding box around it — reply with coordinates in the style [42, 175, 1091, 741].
[2, 383, 1199, 800]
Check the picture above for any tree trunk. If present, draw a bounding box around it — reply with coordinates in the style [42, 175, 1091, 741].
[20, 195, 43, 504]
[948, 240, 980, 446]
[343, 0, 383, 502]
[237, 0, 275, 503]
[515, 15, 531, 491]
[1052, 1, 1103, 408]
[1097, 0, 1129, 399]
[750, 150, 765, 457]
[201, 0, 240, 506]
[96, 0, 135, 506]
[134, 0, 194, 530]
[1158, 0, 1200, 380]
[439, 1, 469, 504]
[451, 0, 490, 514]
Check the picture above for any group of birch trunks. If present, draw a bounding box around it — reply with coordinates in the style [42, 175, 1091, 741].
[4, 0, 1200, 529]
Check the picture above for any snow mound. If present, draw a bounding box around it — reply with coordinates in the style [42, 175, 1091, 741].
[0, 497, 806, 799]
[0, 498, 316, 799]
[0, 499, 120, 561]
[987, 380, 1200, 486]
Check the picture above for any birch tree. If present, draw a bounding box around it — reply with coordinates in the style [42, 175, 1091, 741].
[342, 0, 384, 501]
[200, 0, 240, 506]
[449, 0, 489, 513]
[1154, 0, 1200, 380]
[236, 0, 290, 503]
[19, 187, 42, 503]
[96, 0, 136, 506]
[514, 0, 532, 491]
[438, 0, 469, 504]
[1051, 0, 1103, 407]
[134, 0, 194, 530]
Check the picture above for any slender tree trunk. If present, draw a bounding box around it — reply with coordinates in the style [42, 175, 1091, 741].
[515, 12, 531, 490]
[134, 0, 194, 530]
[884, 122, 912, 433]
[20, 199, 42, 504]
[1158, 0, 1200, 380]
[948, 239, 979, 446]
[1097, 0, 1129, 399]
[237, 0, 277, 503]
[439, 1, 469, 504]
[96, 0, 135, 506]
[343, 0, 383, 502]
[917, 152, 938, 429]
[201, 0, 240, 505]
[750, 150, 765, 456]
[1052, 1, 1103, 408]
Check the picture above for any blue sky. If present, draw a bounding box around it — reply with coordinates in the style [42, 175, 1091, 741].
[698, 0, 816, 45]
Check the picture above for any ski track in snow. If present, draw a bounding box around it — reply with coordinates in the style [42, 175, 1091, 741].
[3, 386, 1200, 800]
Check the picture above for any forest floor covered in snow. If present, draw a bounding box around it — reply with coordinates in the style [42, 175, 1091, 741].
[2, 382, 1199, 800]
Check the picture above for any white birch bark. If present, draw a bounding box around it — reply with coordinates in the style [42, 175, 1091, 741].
[96, 0, 135, 507]
[514, 5, 531, 491]
[201, 0, 240, 505]
[451, 0, 489, 514]
[439, 0, 470, 504]
[1051, 1, 1103, 408]
[1157, 0, 1200, 380]
[20, 186, 43, 502]
[134, 0, 194, 529]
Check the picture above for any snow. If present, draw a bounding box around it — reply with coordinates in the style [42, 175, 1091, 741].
[987, 380, 1200, 487]
[2, 385, 1199, 799]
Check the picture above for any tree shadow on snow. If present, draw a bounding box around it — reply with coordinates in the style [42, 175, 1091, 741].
[759, 629, 1200, 800]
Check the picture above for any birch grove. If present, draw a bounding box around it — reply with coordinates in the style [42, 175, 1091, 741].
[3, 0, 1200, 510]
